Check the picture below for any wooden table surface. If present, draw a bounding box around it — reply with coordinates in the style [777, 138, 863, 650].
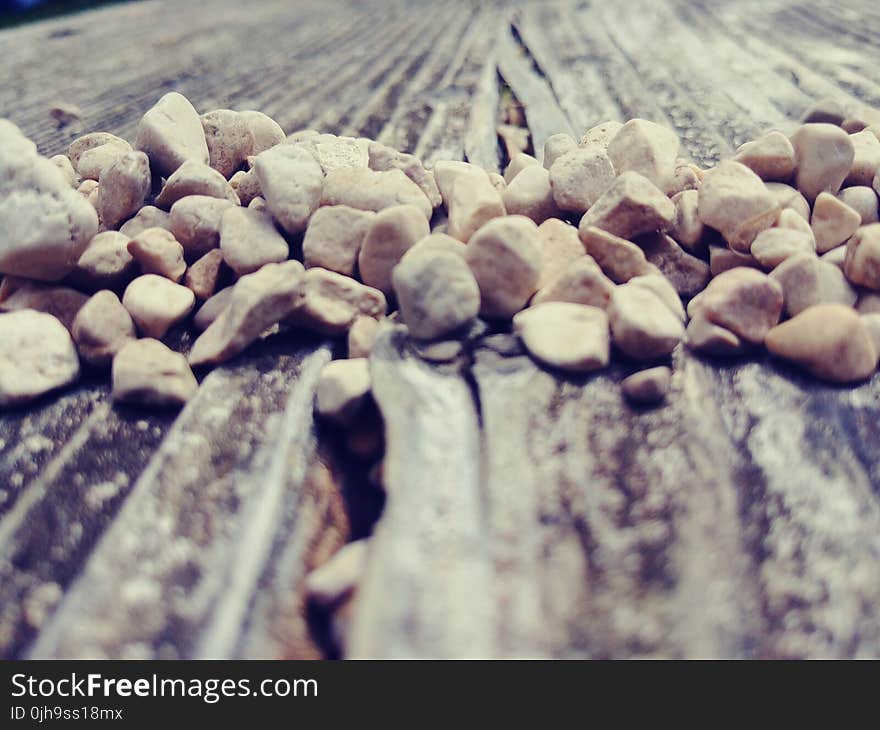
[3, 0, 880, 659]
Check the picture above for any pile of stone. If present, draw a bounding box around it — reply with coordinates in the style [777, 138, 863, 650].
[2, 93, 880, 418]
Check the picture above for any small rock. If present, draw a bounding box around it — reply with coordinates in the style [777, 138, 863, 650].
[154, 160, 239, 210]
[810, 191, 862, 253]
[127, 227, 187, 282]
[446, 171, 506, 242]
[636, 232, 711, 297]
[78, 178, 100, 210]
[843, 223, 880, 290]
[49, 101, 82, 126]
[789, 123, 854, 202]
[580, 225, 653, 283]
[112, 338, 198, 407]
[502, 165, 561, 224]
[184, 248, 226, 300]
[503, 152, 539, 183]
[119, 205, 171, 237]
[71, 290, 136, 368]
[220, 206, 289, 277]
[607, 118, 679, 192]
[0, 310, 80, 406]
[769, 253, 857, 316]
[0, 279, 87, 332]
[98, 151, 151, 231]
[288, 267, 386, 336]
[465, 215, 542, 318]
[765, 304, 877, 383]
[200, 109, 254, 179]
[253, 142, 324, 235]
[304, 540, 368, 608]
[392, 248, 480, 340]
[69, 133, 132, 181]
[750, 227, 815, 269]
[228, 167, 261, 207]
[608, 282, 684, 360]
[687, 267, 783, 343]
[298, 133, 369, 173]
[194, 286, 233, 331]
[70, 231, 136, 291]
[845, 129, 880, 187]
[670, 189, 706, 256]
[302, 205, 375, 277]
[134, 92, 209, 178]
[802, 98, 847, 126]
[578, 171, 674, 240]
[709, 246, 762, 276]
[821, 245, 847, 270]
[776, 207, 816, 247]
[122, 274, 195, 338]
[168, 195, 233, 260]
[514, 301, 609, 373]
[549, 146, 616, 214]
[732, 130, 795, 181]
[536, 218, 586, 289]
[348, 316, 380, 358]
[837, 186, 879, 225]
[321, 167, 431, 220]
[368, 141, 441, 210]
[621, 366, 672, 405]
[50, 154, 79, 188]
[533, 255, 616, 309]
[627, 273, 686, 322]
[358, 205, 430, 295]
[842, 104, 880, 134]
[697, 160, 778, 252]
[433, 160, 485, 204]
[579, 120, 623, 150]
[668, 160, 703, 196]
[315, 358, 371, 425]
[543, 133, 578, 169]
[685, 313, 745, 356]
[765, 182, 811, 221]
[189, 260, 305, 366]
[239, 110, 285, 156]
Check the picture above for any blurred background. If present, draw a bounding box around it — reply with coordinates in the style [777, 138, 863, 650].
[0, 0, 130, 27]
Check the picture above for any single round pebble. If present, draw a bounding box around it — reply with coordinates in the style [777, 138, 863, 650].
[514, 301, 610, 373]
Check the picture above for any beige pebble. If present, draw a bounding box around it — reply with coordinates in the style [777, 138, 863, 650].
[802, 98, 848, 126]
[765, 304, 877, 383]
[514, 301, 610, 372]
[446, 171, 506, 242]
[50, 154, 79, 188]
[668, 160, 702, 196]
[112, 338, 198, 407]
[687, 267, 783, 344]
[288, 267, 386, 336]
[228, 167, 261, 207]
[220, 206, 289, 277]
[321, 167, 431, 220]
[70, 134, 132, 181]
[685, 314, 744, 356]
[621, 366, 672, 405]
[608, 282, 684, 360]
[503, 152, 539, 183]
[252, 142, 324, 235]
[821, 245, 847, 270]
[670, 189, 706, 256]
[122, 274, 195, 338]
[769, 253, 857, 316]
[348, 316, 381, 358]
[168, 195, 233, 260]
[315, 358, 371, 426]
[97, 151, 151, 231]
[127, 227, 186, 282]
[697, 160, 778, 252]
[71, 290, 136, 368]
[0, 310, 80, 405]
[837, 186, 879, 225]
[134, 92, 209, 178]
[239, 110, 285, 156]
[810, 191, 862, 253]
[154, 160, 239, 210]
[536, 218, 586, 289]
[843, 223, 880, 289]
[627, 273, 686, 322]
[533, 255, 615, 309]
[189, 260, 305, 366]
[184, 248, 225, 301]
[637, 232, 710, 297]
[732, 130, 795, 181]
[304, 539, 368, 609]
[549, 146, 616, 214]
[70, 231, 135, 291]
[578, 171, 674, 240]
[543, 133, 578, 169]
[200, 109, 254, 179]
[194, 286, 233, 331]
[358, 205, 430, 295]
[580, 225, 653, 283]
[580, 120, 622, 150]
[501, 164, 561, 224]
[0, 278, 87, 332]
[709, 246, 762, 276]
[368, 141, 441, 210]
[776, 207, 816, 247]
[79, 179, 100, 210]
[765, 182, 810, 221]
[789, 123, 854, 202]
[607, 118, 679, 192]
[392, 248, 480, 340]
[845, 129, 880, 187]
[0, 120, 99, 282]
[119, 205, 171, 237]
[750, 227, 815, 269]
[303, 205, 375, 277]
[298, 133, 369, 173]
[465, 215, 542, 318]
[842, 104, 880, 133]
[433, 160, 485, 204]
